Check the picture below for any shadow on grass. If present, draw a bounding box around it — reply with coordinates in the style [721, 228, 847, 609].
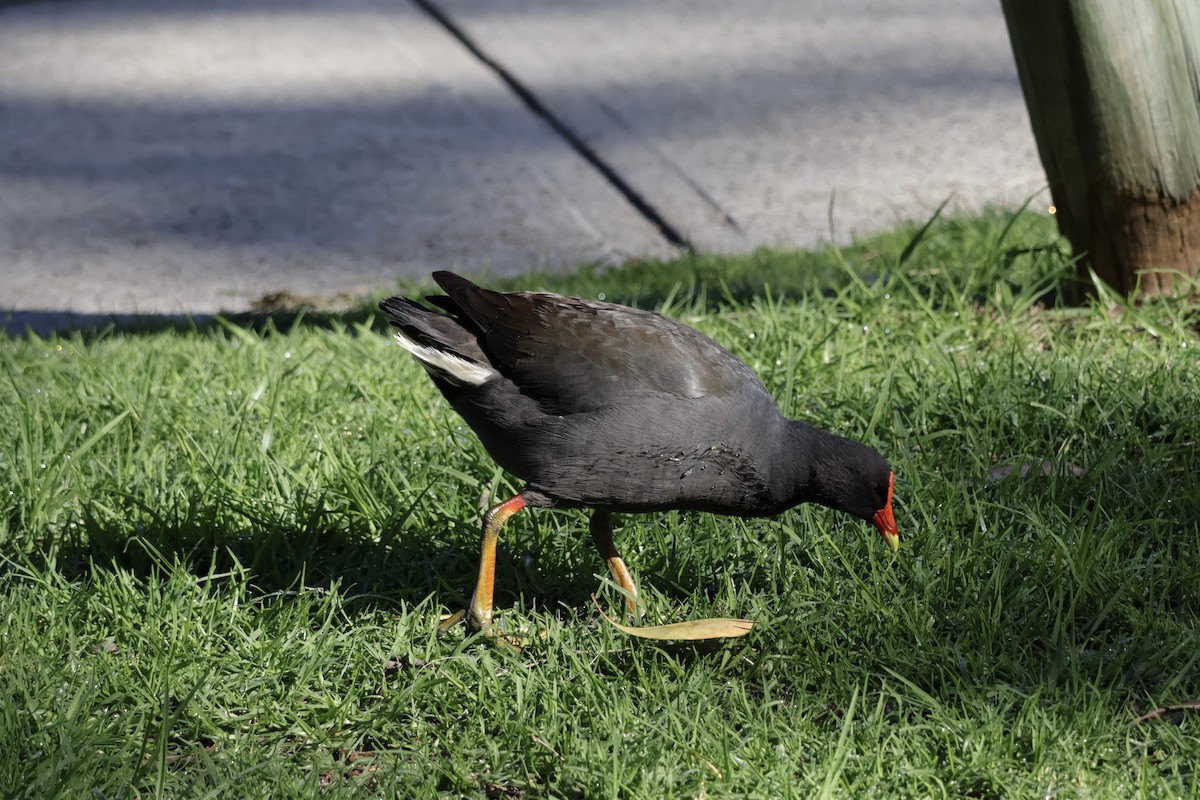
[8, 443, 1198, 706]
[1, 304, 396, 342]
[19, 496, 627, 623]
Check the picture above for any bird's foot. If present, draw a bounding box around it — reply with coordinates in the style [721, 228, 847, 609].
[437, 605, 492, 634]
[438, 608, 531, 650]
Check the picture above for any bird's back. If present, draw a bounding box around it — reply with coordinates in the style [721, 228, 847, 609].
[383, 273, 792, 513]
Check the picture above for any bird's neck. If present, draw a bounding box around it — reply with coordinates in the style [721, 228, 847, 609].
[775, 420, 854, 511]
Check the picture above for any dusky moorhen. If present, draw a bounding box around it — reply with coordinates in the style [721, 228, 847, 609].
[380, 271, 897, 632]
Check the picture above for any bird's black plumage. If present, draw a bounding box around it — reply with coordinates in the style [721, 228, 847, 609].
[381, 271, 894, 521]
[380, 272, 897, 631]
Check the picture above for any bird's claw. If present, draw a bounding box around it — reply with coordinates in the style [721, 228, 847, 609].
[438, 605, 494, 635]
[438, 608, 526, 650]
[437, 609, 467, 633]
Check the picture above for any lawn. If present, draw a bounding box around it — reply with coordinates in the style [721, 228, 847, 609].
[2, 210, 1198, 798]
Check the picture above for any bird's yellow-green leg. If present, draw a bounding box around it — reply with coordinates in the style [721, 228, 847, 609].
[440, 494, 527, 633]
[590, 510, 640, 616]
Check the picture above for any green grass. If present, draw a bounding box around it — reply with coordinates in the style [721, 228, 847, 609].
[2, 209, 1199, 798]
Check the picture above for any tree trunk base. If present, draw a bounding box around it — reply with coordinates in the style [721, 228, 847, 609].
[1084, 185, 1200, 298]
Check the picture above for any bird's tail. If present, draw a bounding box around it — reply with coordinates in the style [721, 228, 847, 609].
[379, 296, 497, 387]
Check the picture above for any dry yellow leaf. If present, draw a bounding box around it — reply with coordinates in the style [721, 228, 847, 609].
[592, 596, 754, 640]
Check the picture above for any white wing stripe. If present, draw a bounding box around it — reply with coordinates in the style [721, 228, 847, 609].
[393, 333, 498, 386]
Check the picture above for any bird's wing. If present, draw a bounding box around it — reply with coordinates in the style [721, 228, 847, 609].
[432, 271, 766, 413]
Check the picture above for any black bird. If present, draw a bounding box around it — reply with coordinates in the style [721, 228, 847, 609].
[380, 271, 897, 632]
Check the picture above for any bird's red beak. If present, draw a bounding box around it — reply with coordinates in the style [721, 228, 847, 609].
[872, 471, 898, 552]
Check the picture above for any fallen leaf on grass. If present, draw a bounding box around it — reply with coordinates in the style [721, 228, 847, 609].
[320, 749, 379, 788]
[960, 459, 1087, 487]
[987, 459, 1086, 483]
[250, 290, 355, 313]
[592, 595, 753, 640]
[1131, 699, 1200, 726]
[383, 655, 427, 674]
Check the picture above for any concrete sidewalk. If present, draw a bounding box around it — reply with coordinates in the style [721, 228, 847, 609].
[0, 0, 1045, 334]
